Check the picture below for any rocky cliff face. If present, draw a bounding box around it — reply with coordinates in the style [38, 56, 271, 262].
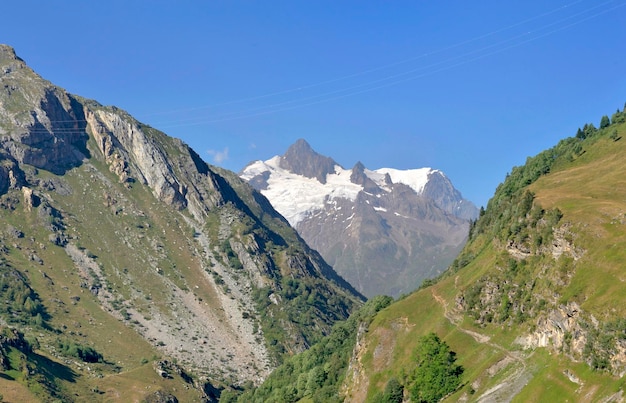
[280, 138, 337, 184]
[422, 168, 478, 221]
[241, 139, 478, 297]
[0, 45, 363, 401]
[0, 45, 88, 175]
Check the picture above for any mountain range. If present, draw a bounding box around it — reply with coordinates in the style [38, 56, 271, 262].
[241, 139, 478, 297]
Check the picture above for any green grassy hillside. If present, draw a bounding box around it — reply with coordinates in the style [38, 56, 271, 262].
[344, 108, 626, 401]
[0, 120, 363, 401]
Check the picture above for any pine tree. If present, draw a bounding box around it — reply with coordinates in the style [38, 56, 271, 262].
[600, 115, 610, 129]
[381, 377, 404, 403]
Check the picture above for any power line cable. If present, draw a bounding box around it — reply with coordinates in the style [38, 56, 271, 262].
[154, 0, 624, 127]
[5, 0, 622, 129]
[140, 0, 588, 118]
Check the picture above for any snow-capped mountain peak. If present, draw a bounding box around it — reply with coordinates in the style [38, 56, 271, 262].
[240, 139, 479, 297]
[241, 148, 458, 226]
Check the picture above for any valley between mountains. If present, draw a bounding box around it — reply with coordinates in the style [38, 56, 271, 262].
[2, 43, 626, 403]
[239, 106, 626, 402]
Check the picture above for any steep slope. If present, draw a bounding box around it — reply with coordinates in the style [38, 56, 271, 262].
[240, 107, 626, 402]
[0, 44, 363, 401]
[241, 139, 478, 297]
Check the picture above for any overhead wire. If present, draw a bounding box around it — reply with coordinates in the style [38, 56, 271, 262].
[150, 0, 625, 128]
[142, 0, 586, 118]
[5, 0, 624, 132]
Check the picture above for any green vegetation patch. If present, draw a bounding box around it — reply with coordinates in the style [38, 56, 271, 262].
[406, 332, 463, 403]
[0, 258, 49, 327]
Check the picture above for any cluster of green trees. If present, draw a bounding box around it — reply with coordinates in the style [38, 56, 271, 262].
[370, 333, 463, 403]
[375, 377, 404, 403]
[577, 106, 625, 138]
[461, 188, 564, 327]
[407, 333, 463, 403]
[0, 259, 48, 327]
[462, 254, 549, 325]
[0, 326, 33, 369]
[472, 188, 562, 249]
[470, 106, 623, 246]
[221, 239, 244, 271]
[0, 326, 73, 401]
[576, 317, 626, 371]
[252, 259, 355, 363]
[461, 184, 571, 326]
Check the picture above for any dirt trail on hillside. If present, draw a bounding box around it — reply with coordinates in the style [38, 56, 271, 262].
[431, 288, 532, 402]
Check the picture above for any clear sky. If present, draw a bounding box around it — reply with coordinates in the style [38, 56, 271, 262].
[3, 1, 626, 207]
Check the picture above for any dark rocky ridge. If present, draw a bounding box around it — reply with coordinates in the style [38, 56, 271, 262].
[422, 169, 478, 220]
[0, 45, 89, 175]
[350, 161, 383, 193]
[279, 138, 337, 184]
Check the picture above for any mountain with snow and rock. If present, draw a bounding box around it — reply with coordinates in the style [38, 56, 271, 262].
[241, 139, 479, 297]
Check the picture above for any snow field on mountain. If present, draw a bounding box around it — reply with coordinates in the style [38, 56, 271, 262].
[374, 167, 436, 194]
[242, 156, 438, 226]
[242, 156, 361, 225]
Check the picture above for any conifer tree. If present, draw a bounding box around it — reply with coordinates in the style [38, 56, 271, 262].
[600, 115, 610, 129]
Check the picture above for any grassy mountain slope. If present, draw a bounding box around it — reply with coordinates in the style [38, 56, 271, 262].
[0, 44, 363, 402]
[242, 107, 626, 402]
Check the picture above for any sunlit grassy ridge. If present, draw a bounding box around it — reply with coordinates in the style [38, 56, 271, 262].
[351, 108, 626, 401]
[0, 159, 211, 401]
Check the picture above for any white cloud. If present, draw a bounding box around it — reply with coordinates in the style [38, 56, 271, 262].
[207, 147, 229, 164]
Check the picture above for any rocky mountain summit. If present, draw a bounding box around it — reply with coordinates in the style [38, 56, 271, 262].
[0, 45, 363, 401]
[241, 139, 479, 297]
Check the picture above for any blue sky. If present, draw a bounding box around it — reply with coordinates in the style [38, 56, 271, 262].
[3, 1, 626, 207]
